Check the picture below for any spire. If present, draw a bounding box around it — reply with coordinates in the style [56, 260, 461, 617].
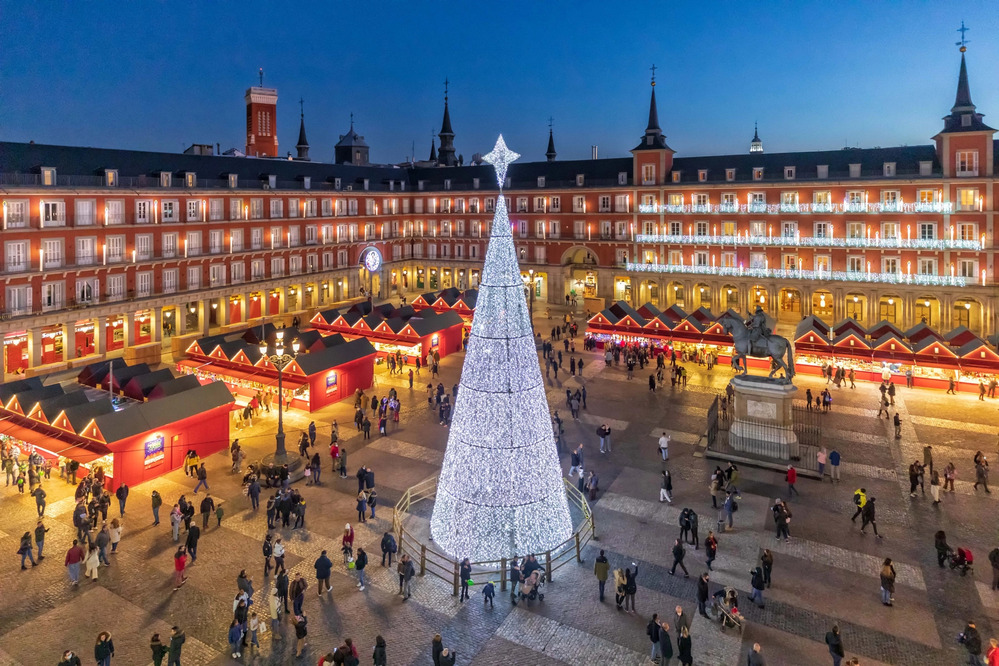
[952, 52, 974, 113]
[437, 78, 457, 166]
[295, 98, 310, 161]
[750, 121, 763, 154]
[545, 117, 557, 162]
[429, 136, 437, 163]
[633, 65, 672, 152]
[937, 25, 994, 135]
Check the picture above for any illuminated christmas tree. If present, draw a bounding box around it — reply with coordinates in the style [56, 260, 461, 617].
[430, 136, 573, 562]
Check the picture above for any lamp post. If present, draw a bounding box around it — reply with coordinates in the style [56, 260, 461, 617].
[259, 330, 300, 464]
[525, 268, 536, 325]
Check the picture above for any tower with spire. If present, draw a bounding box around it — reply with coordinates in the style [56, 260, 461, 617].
[631, 65, 675, 185]
[932, 23, 995, 177]
[545, 118, 557, 162]
[750, 122, 763, 154]
[334, 114, 370, 166]
[245, 68, 278, 158]
[295, 99, 310, 161]
[437, 79, 457, 167]
[428, 135, 438, 163]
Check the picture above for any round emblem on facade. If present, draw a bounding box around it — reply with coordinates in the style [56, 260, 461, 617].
[363, 248, 381, 272]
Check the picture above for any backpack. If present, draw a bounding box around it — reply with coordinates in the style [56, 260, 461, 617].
[853, 492, 863, 506]
[730, 500, 739, 512]
[388, 535, 397, 553]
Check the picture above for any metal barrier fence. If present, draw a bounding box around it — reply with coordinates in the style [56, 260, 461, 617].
[392, 476, 596, 596]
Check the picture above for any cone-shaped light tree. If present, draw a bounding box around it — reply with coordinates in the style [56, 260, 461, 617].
[430, 136, 573, 561]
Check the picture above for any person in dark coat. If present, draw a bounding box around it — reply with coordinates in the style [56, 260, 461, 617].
[372, 635, 387, 666]
[696, 572, 710, 617]
[962, 621, 983, 662]
[677, 626, 692, 665]
[669, 539, 689, 577]
[825, 625, 845, 666]
[314, 550, 333, 594]
[432, 634, 444, 666]
[459, 558, 472, 602]
[168, 626, 185, 666]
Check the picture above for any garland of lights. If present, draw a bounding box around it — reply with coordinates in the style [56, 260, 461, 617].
[430, 136, 573, 561]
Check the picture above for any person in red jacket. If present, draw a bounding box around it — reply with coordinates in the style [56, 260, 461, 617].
[786, 465, 799, 498]
[64, 539, 85, 586]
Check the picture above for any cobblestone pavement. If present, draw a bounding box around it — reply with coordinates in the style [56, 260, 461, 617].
[0, 304, 997, 664]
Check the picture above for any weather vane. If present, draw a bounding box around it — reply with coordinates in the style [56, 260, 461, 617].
[258, 68, 264, 87]
[650, 64, 657, 86]
[956, 21, 970, 52]
[299, 98, 304, 117]
[548, 116, 554, 130]
[444, 77, 449, 102]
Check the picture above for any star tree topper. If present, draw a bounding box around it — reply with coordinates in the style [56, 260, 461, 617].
[482, 135, 520, 189]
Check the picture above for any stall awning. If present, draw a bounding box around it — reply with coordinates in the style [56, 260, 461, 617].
[0, 420, 110, 464]
[176, 359, 304, 391]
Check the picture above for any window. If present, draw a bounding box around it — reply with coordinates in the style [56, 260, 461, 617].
[669, 250, 683, 265]
[883, 162, 896, 177]
[304, 199, 317, 217]
[846, 191, 863, 205]
[750, 221, 765, 237]
[694, 193, 709, 207]
[669, 193, 683, 207]
[919, 161, 933, 176]
[957, 187, 979, 211]
[781, 192, 798, 210]
[250, 260, 265, 280]
[533, 197, 545, 212]
[816, 165, 829, 179]
[618, 172, 628, 185]
[285, 226, 298, 247]
[104, 200, 123, 226]
[749, 192, 766, 210]
[107, 274, 125, 301]
[695, 221, 708, 236]
[573, 196, 585, 213]
[535, 220, 546, 238]
[881, 190, 900, 210]
[305, 225, 318, 245]
[721, 193, 736, 211]
[518, 197, 529, 212]
[813, 191, 832, 208]
[41, 282, 64, 309]
[185, 231, 201, 256]
[537, 176, 546, 188]
[230, 199, 244, 220]
[814, 255, 830, 273]
[288, 198, 300, 217]
[228, 174, 238, 188]
[321, 198, 332, 216]
[186, 199, 201, 221]
[3, 200, 26, 228]
[230, 229, 243, 252]
[849, 164, 861, 178]
[721, 252, 736, 268]
[725, 169, 736, 182]
[598, 196, 610, 212]
[135, 234, 152, 260]
[958, 259, 977, 278]
[163, 269, 178, 294]
[76, 278, 97, 305]
[669, 221, 682, 236]
[269, 199, 283, 218]
[881, 222, 899, 240]
[106, 236, 124, 262]
[814, 222, 829, 238]
[270, 258, 284, 277]
[268, 226, 282, 248]
[958, 222, 977, 241]
[615, 194, 629, 212]
[210, 264, 226, 287]
[847, 256, 864, 273]
[74, 200, 95, 226]
[918, 189, 939, 204]
[160, 172, 172, 187]
[136, 272, 153, 297]
[575, 174, 584, 186]
[208, 230, 223, 254]
[42, 200, 66, 226]
[671, 171, 681, 183]
[784, 167, 795, 180]
[42, 239, 63, 268]
[249, 199, 263, 219]
[161, 200, 177, 222]
[782, 253, 797, 270]
[918, 258, 937, 275]
[918, 222, 936, 240]
[289, 256, 303, 275]
[347, 200, 358, 215]
[186, 266, 201, 290]
[847, 222, 864, 239]
[184, 172, 195, 188]
[76, 238, 95, 266]
[6, 285, 32, 314]
[750, 252, 766, 269]
[209, 199, 223, 221]
[230, 261, 245, 284]
[753, 168, 763, 181]
[698, 170, 708, 182]
[694, 251, 708, 266]
[955, 151, 979, 176]
[882, 257, 899, 274]
[162, 232, 178, 258]
[41, 167, 56, 186]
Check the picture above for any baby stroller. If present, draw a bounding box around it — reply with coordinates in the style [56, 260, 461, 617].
[519, 570, 546, 605]
[711, 586, 746, 634]
[950, 548, 974, 576]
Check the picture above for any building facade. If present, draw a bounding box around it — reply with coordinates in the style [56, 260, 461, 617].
[0, 49, 995, 376]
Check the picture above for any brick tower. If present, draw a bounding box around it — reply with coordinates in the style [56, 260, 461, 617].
[245, 69, 278, 157]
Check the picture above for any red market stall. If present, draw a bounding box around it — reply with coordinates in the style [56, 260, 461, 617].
[956, 338, 999, 374]
[945, 326, 980, 348]
[871, 332, 914, 365]
[0, 375, 233, 489]
[832, 318, 867, 339]
[310, 307, 464, 361]
[904, 322, 944, 346]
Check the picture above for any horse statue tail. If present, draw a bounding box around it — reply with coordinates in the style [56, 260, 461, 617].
[785, 339, 796, 378]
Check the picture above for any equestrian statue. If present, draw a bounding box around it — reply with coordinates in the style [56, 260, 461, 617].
[721, 306, 795, 382]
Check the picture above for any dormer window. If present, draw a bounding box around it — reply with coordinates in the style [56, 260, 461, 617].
[817, 165, 829, 179]
[919, 161, 933, 176]
[444, 179, 451, 191]
[537, 176, 546, 188]
[303, 176, 311, 190]
[334, 178, 342, 190]
[883, 162, 896, 177]
[267, 174, 277, 189]
[105, 170, 118, 187]
[962, 114, 972, 127]
[472, 178, 480, 189]
[752, 168, 764, 181]
[160, 171, 173, 188]
[576, 174, 584, 186]
[41, 167, 56, 186]
[849, 163, 861, 178]
[672, 171, 681, 183]
[784, 167, 795, 180]
[228, 174, 238, 188]
[618, 172, 628, 185]
[725, 169, 736, 182]
[698, 170, 708, 182]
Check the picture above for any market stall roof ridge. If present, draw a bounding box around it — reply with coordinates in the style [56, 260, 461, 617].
[661, 304, 689, 324]
[867, 320, 904, 341]
[62, 398, 116, 435]
[797, 314, 831, 336]
[6, 384, 65, 415]
[0, 377, 42, 405]
[405, 310, 463, 337]
[123, 368, 176, 400]
[637, 303, 663, 320]
[688, 307, 716, 325]
[944, 326, 979, 348]
[312, 309, 341, 327]
[147, 375, 201, 400]
[30, 390, 90, 425]
[607, 301, 647, 326]
[293, 337, 377, 375]
[903, 322, 944, 345]
[832, 317, 867, 338]
[913, 336, 960, 356]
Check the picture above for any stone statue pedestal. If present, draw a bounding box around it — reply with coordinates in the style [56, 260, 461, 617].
[728, 376, 798, 460]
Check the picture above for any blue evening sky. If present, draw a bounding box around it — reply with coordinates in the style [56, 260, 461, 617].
[2, 1, 997, 164]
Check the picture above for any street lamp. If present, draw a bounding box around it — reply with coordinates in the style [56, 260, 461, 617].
[259, 330, 300, 466]
[525, 268, 536, 324]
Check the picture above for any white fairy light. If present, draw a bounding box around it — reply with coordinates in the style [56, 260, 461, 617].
[430, 135, 572, 562]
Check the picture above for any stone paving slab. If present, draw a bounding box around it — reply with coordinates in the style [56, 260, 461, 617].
[577, 412, 630, 432]
[495, 606, 648, 666]
[366, 437, 444, 466]
[768, 537, 926, 590]
[645, 427, 703, 447]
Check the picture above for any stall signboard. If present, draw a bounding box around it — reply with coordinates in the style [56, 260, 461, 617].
[431, 334, 440, 349]
[143, 435, 165, 467]
[325, 371, 338, 395]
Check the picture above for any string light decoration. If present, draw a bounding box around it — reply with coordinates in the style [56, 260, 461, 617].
[430, 135, 573, 561]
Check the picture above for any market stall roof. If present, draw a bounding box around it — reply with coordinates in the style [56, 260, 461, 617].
[794, 321, 831, 352]
[871, 332, 913, 356]
[903, 322, 944, 345]
[77, 361, 118, 388]
[29, 390, 89, 425]
[107, 363, 151, 391]
[832, 317, 866, 338]
[607, 301, 647, 327]
[178, 358, 287, 388]
[3, 420, 110, 464]
[988, 334, 999, 349]
[831, 330, 872, 351]
[672, 317, 707, 341]
[405, 310, 464, 336]
[797, 315, 831, 336]
[688, 307, 715, 326]
[912, 336, 960, 368]
[188, 333, 238, 357]
[661, 304, 689, 325]
[413, 292, 437, 308]
[90, 381, 234, 444]
[0, 377, 42, 405]
[6, 384, 65, 415]
[955, 339, 999, 369]
[643, 314, 675, 333]
[944, 326, 979, 348]
[147, 375, 201, 400]
[637, 303, 663, 320]
[867, 320, 903, 341]
[62, 398, 115, 435]
[314, 333, 347, 349]
[350, 300, 374, 316]
[123, 369, 176, 400]
[458, 290, 478, 310]
[293, 337, 377, 376]
[311, 309, 341, 327]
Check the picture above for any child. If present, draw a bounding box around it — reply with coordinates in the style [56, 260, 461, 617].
[215, 502, 224, 527]
[482, 580, 495, 608]
[248, 612, 260, 649]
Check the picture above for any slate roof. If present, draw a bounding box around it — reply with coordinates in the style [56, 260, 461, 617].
[92, 381, 234, 444]
[36, 391, 90, 423]
[9, 385, 65, 411]
[0, 378, 43, 405]
[123, 368, 176, 398]
[294, 338, 377, 375]
[63, 398, 115, 434]
[146, 375, 201, 399]
[405, 310, 464, 336]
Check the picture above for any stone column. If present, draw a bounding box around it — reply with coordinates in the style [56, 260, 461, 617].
[95, 317, 107, 355]
[196, 300, 210, 337]
[63, 324, 76, 362]
[27, 327, 43, 369]
[148, 308, 161, 343]
[122, 313, 136, 347]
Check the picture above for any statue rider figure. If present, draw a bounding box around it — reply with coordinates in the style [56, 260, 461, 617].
[747, 306, 771, 355]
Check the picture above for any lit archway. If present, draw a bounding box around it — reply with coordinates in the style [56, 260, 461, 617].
[954, 298, 981, 331]
[915, 296, 938, 328]
[694, 283, 711, 311]
[750, 286, 769, 312]
[878, 295, 901, 324]
[812, 290, 834, 320]
[668, 281, 686, 308]
[778, 287, 800, 320]
[846, 293, 866, 323]
[721, 285, 739, 312]
[640, 280, 660, 306]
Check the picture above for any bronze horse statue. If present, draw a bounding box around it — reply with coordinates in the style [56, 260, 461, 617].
[721, 315, 796, 381]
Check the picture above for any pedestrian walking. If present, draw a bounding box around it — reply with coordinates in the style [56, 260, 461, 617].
[109, 518, 122, 553]
[94, 632, 115, 666]
[944, 462, 956, 492]
[293, 614, 308, 658]
[773, 499, 791, 541]
[65, 539, 84, 585]
[850, 488, 866, 522]
[172, 547, 188, 590]
[748, 643, 767, 666]
[85, 543, 99, 582]
[593, 549, 609, 601]
[669, 539, 689, 577]
[697, 572, 711, 617]
[315, 549, 333, 595]
[786, 465, 799, 497]
[880, 558, 896, 606]
[647, 613, 663, 663]
[400, 553, 416, 599]
[569, 445, 582, 477]
[705, 531, 718, 570]
[861, 496, 882, 537]
[659, 432, 670, 461]
[660, 469, 673, 503]
[761, 548, 773, 588]
[185, 524, 200, 563]
[894, 412, 902, 438]
[597, 424, 611, 453]
[17, 531, 36, 569]
[825, 625, 845, 666]
[677, 626, 692, 666]
[829, 448, 841, 482]
[719, 491, 735, 531]
[115, 483, 128, 516]
[960, 622, 983, 665]
[931, 470, 942, 504]
[817, 447, 827, 478]
[35, 519, 48, 561]
[748, 566, 766, 607]
[975, 459, 992, 493]
[381, 531, 397, 567]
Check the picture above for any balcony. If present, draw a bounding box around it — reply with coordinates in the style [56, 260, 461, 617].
[634, 233, 982, 251]
[640, 202, 955, 215]
[623, 261, 970, 287]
